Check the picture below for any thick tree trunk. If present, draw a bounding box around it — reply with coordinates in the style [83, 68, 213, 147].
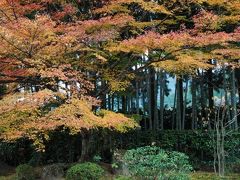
[79, 132, 90, 162]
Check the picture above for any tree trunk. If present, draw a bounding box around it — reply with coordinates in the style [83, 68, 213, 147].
[172, 82, 177, 129]
[159, 70, 165, 130]
[207, 67, 214, 110]
[182, 77, 189, 130]
[111, 93, 114, 111]
[192, 77, 197, 129]
[223, 67, 231, 126]
[100, 81, 106, 109]
[154, 73, 159, 130]
[122, 96, 126, 113]
[147, 69, 153, 130]
[199, 70, 207, 129]
[79, 132, 90, 162]
[230, 69, 238, 130]
[142, 82, 147, 129]
[108, 94, 111, 110]
[176, 77, 183, 130]
[136, 81, 140, 114]
[207, 65, 214, 129]
[235, 68, 240, 105]
[117, 95, 120, 112]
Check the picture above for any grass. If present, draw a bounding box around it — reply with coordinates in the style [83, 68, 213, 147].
[191, 172, 240, 180]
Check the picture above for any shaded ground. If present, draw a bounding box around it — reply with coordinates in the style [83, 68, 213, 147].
[0, 162, 239, 180]
[0, 161, 14, 176]
[191, 172, 240, 180]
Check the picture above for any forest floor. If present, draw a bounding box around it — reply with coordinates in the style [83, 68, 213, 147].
[0, 162, 239, 180]
[1, 171, 240, 179]
[191, 172, 240, 180]
[0, 161, 14, 177]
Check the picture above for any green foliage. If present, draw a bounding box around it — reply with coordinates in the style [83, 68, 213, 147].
[15, 164, 35, 180]
[190, 172, 240, 180]
[111, 162, 119, 169]
[123, 146, 192, 179]
[114, 176, 132, 180]
[158, 171, 190, 180]
[0, 140, 34, 166]
[66, 162, 105, 180]
[93, 155, 102, 163]
[0, 85, 6, 96]
[115, 130, 240, 169]
[129, 114, 142, 123]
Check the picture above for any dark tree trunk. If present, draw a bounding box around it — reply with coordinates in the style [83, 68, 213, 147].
[235, 69, 240, 99]
[176, 77, 184, 130]
[182, 78, 189, 130]
[159, 70, 165, 130]
[207, 68, 214, 110]
[122, 96, 127, 113]
[207, 60, 214, 129]
[111, 94, 114, 111]
[154, 72, 159, 130]
[150, 69, 155, 129]
[79, 132, 90, 162]
[192, 77, 197, 129]
[100, 81, 106, 109]
[136, 81, 140, 114]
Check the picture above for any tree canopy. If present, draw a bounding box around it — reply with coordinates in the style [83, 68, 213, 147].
[0, 0, 239, 152]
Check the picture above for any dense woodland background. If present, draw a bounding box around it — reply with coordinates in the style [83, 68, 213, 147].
[0, 0, 240, 179]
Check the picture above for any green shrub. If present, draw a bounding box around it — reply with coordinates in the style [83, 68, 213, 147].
[16, 164, 35, 180]
[66, 162, 104, 180]
[123, 146, 192, 179]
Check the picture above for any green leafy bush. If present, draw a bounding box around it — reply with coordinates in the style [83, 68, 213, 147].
[115, 130, 240, 170]
[16, 164, 35, 180]
[66, 162, 104, 180]
[123, 146, 192, 179]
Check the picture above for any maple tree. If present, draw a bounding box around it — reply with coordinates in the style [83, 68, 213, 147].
[0, 0, 139, 160]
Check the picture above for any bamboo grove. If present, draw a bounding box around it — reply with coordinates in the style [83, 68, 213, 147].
[0, 0, 240, 151]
